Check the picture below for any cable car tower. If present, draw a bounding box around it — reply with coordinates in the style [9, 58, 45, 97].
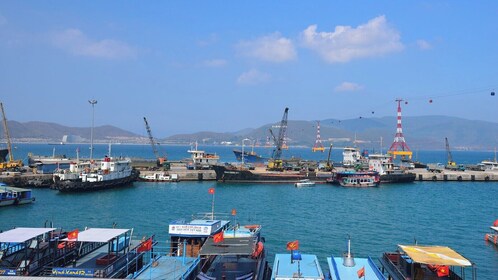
[312, 121, 325, 152]
[387, 99, 412, 159]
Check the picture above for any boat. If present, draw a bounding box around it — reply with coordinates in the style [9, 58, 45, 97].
[338, 172, 380, 187]
[327, 237, 385, 279]
[0, 183, 35, 206]
[187, 142, 220, 170]
[197, 223, 271, 280]
[342, 147, 362, 168]
[295, 179, 315, 187]
[212, 164, 331, 183]
[485, 219, 498, 246]
[51, 156, 138, 192]
[46, 227, 149, 278]
[379, 244, 476, 280]
[368, 154, 416, 183]
[138, 172, 179, 182]
[233, 149, 268, 165]
[271, 252, 325, 279]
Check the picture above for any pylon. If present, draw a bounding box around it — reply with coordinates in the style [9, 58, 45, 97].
[312, 121, 325, 152]
[387, 99, 412, 159]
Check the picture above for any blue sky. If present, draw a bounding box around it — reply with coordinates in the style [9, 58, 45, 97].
[1, 1, 497, 137]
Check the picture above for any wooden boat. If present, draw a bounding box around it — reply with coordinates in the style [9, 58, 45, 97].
[379, 244, 476, 280]
[0, 184, 35, 206]
[485, 219, 498, 246]
[295, 179, 315, 187]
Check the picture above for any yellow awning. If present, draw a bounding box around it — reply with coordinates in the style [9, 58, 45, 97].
[398, 245, 472, 267]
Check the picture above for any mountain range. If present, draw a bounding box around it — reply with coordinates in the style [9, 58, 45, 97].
[2, 116, 498, 150]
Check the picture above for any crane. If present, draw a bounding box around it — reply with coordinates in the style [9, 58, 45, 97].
[445, 137, 455, 167]
[0, 102, 23, 170]
[325, 143, 334, 171]
[143, 117, 166, 167]
[267, 107, 288, 171]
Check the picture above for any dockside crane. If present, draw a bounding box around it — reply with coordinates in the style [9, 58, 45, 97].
[0, 102, 23, 170]
[445, 137, 455, 167]
[267, 107, 288, 171]
[143, 117, 166, 167]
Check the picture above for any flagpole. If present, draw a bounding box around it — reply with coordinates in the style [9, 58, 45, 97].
[211, 189, 215, 220]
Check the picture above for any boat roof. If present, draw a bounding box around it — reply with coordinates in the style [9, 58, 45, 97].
[272, 253, 324, 279]
[0, 186, 32, 193]
[491, 226, 498, 232]
[169, 219, 230, 237]
[398, 245, 472, 267]
[199, 236, 255, 256]
[62, 228, 130, 242]
[327, 256, 385, 280]
[0, 227, 56, 243]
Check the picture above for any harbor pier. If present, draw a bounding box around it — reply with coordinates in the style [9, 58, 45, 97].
[412, 168, 498, 181]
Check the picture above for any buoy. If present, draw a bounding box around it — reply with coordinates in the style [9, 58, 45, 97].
[493, 219, 498, 227]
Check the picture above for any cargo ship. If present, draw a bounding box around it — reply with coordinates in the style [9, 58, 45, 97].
[212, 164, 331, 183]
[233, 149, 268, 164]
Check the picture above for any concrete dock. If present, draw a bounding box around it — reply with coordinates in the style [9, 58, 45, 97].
[411, 168, 498, 181]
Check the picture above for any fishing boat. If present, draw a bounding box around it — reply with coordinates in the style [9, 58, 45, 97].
[484, 219, 498, 246]
[187, 142, 219, 170]
[295, 179, 315, 187]
[212, 164, 331, 183]
[51, 156, 138, 192]
[339, 173, 380, 188]
[368, 154, 416, 183]
[271, 253, 325, 280]
[379, 244, 476, 280]
[327, 237, 385, 279]
[0, 183, 35, 206]
[197, 224, 271, 280]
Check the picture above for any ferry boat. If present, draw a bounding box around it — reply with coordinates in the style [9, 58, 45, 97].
[327, 237, 385, 279]
[295, 179, 315, 187]
[484, 219, 498, 246]
[271, 253, 325, 279]
[379, 244, 476, 280]
[0, 183, 35, 206]
[339, 173, 380, 187]
[51, 156, 138, 192]
[198, 224, 271, 280]
[368, 154, 416, 183]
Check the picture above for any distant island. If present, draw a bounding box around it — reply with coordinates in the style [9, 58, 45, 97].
[2, 115, 498, 151]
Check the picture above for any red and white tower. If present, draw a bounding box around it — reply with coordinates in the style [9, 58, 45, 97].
[387, 99, 413, 159]
[312, 121, 325, 152]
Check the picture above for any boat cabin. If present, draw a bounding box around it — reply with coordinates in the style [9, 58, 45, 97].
[0, 186, 35, 207]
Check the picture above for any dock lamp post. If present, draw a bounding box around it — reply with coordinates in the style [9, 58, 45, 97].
[241, 138, 251, 166]
[88, 99, 97, 160]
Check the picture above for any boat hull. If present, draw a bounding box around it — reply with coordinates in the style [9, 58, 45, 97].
[233, 149, 267, 164]
[51, 170, 139, 192]
[380, 172, 416, 183]
[213, 165, 329, 183]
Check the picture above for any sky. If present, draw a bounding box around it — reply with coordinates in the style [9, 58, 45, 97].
[1, 1, 498, 137]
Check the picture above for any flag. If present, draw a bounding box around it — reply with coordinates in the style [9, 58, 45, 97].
[213, 231, 224, 243]
[286, 240, 299, 251]
[357, 266, 365, 278]
[231, 208, 237, 216]
[67, 229, 78, 241]
[208, 188, 215, 194]
[137, 238, 153, 253]
[291, 250, 302, 261]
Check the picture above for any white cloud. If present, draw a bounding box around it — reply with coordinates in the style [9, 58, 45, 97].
[52, 28, 136, 59]
[202, 59, 227, 67]
[237, 32, 296, 63]
[301, 15, 404, 63]
[416, 39, 432, 50]
[334, 82, 364, 92]
[237, 69, 270, 85]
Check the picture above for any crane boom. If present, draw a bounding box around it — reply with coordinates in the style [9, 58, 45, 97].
[445, 137, 455, 166]
[272, 107, 288, 161]
[1, 102, 13, 162]
[143, 117, 159, 158]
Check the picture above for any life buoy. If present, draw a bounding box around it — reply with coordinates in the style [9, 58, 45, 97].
[427, 264, 449, 277]
[251, 241, 264, 258]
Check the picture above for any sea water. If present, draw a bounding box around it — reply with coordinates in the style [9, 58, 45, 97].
[1, 143, 497, 278]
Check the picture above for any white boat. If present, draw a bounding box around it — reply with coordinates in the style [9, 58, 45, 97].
[295, 179, 315, 187]
[187, 141, 219, 169]
[138, 172, 179, 182]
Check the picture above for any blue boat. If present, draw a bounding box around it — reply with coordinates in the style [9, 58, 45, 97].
[271, 253, 325, 280]
[233, 149, 267, 164]
[327, 238, 385, 279]
[0, 183, 35, 207]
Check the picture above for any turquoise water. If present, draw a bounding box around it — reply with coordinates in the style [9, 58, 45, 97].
[1, 144, 498, 278]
